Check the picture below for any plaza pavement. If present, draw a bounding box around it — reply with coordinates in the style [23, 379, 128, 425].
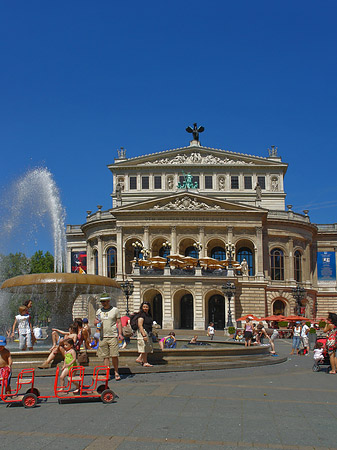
[1, 338, 337, 450]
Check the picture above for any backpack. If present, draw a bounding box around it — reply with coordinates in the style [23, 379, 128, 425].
[122, 323, 133, 338]
[130, 312, 141, 331]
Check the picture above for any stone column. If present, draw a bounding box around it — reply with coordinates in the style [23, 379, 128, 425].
[194, 281, 204, 330]
[97, 237, 103, 276]
[86, 242, 92, 274]
[303, 241, 312, 287]
[227, 226, 233, 245]
[255, 227, 264, 279]
[67, 248, 72, 274]
[143, 226, 150, 251]
[162, 281, 174, 329]
[199, 227, 205, 257]
[132, 280, 141, 312]
[288, 238, 294, 282]
[116, 226, 123, 280]
[171, 226, 177, 254]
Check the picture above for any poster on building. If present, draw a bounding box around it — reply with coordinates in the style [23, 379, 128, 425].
[71, 251, 87, 273]
[317, 251, 336, 282]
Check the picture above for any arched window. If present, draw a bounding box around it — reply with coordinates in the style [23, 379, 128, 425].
[107, 247, 117, 278]
[93, 250, 98, 275]
[185, 246, 198, 258]
[270, 248, 284, 280]
[237, 247, 254, 275]
[294, 250, 302, 282]
[211, 246, 226, 261]
[273, 299, 286, 315]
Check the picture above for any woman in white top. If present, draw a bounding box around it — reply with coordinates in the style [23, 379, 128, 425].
[290, 321, 301, 355]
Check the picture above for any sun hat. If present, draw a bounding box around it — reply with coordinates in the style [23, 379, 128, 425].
[0, 336, 7, 346]
[100, 293, 111, 301]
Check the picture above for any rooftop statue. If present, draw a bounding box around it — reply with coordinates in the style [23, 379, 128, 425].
[177, 172, 198, 190]
[186, 123, 205, 142]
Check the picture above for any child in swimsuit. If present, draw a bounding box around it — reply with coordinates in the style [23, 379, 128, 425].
[0, 336, 12, 394]
[59, 338, 79, 392]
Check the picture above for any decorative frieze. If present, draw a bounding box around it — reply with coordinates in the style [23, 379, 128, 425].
[145, 152, 254, 166]
[152, 196, 221, 211]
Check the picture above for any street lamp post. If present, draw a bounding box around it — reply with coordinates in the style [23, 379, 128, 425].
[193, 241, 202, 267]
[222, 281, 236, 328]
[141, 248, 150, 260]
[163, 241, 171, 266]
[120, 280, 134, 316]
[292, 284, 306, 316]
[132, 241, 143, 268]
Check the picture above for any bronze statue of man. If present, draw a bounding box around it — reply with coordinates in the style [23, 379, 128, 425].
[186, 123, 205, 142]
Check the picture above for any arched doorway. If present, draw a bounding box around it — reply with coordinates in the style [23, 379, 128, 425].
[273, 299, 286, 315]
[180, 294, 193, 329]
[152, 293, 163, 327]
[208, 294, 225, 330]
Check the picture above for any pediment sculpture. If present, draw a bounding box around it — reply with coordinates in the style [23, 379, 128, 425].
[152, 196, 222, 211]
[145, 152, 253, 165]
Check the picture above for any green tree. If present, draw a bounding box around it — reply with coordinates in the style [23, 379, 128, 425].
[29, 250, 54, 274]
[0, 252, 30, 282]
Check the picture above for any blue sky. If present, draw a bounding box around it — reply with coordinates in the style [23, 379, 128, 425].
[0, 1, 337, 256]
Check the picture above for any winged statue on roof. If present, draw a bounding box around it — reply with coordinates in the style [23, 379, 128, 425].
[186, 123, 205, 142]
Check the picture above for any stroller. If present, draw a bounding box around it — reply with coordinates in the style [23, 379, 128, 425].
[312, 337, 331, 372]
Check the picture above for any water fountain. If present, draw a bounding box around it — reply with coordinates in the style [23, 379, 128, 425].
[0, 167, 66, 272]
[0, 168, 121, 332]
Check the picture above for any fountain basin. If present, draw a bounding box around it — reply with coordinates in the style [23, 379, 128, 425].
[8, 340, 284, 375]
[1, 273, 121, 330]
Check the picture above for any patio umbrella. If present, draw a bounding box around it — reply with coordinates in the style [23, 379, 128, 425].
[284, 315, 309, 322]
[148, 256, 167, 262]
[138, 259, 152, 267]
[199, 257, 220, 265]
[259, 315, 286, 321]
[236, 314, 260, 321]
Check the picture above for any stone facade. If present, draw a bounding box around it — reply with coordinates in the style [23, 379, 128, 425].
[66, 140, 337, 329]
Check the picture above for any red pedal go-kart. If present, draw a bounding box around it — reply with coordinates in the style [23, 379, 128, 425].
[53, 365, 117, 404]
[1, 365, 117, 408]
[1, 368, 40, 408]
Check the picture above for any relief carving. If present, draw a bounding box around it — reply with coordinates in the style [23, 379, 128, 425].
[152, 196, 221, 211]
[145, 152, 253, 165]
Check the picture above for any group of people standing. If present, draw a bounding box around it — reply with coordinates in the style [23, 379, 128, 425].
[94, 294, 155, 380]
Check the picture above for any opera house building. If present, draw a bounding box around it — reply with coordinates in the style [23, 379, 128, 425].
[66, 132, 337, 330]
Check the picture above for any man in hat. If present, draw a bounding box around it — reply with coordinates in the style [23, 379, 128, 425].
[95, 293, 123, 380]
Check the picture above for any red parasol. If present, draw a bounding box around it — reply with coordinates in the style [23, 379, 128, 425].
[236, 314, 260, 321]
[284, 315, 310, 322]
[259, 315, 286, 321]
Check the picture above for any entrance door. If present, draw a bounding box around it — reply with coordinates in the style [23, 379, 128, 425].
[180, 294, 193, 329]
[152, 293, 162, 327]
[208, 295, 225, 330]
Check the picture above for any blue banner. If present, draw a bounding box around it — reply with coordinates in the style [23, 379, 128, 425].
[317, 251, 336, 281]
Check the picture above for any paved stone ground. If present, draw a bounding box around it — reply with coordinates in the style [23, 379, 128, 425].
[1, 338, 336, 450]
